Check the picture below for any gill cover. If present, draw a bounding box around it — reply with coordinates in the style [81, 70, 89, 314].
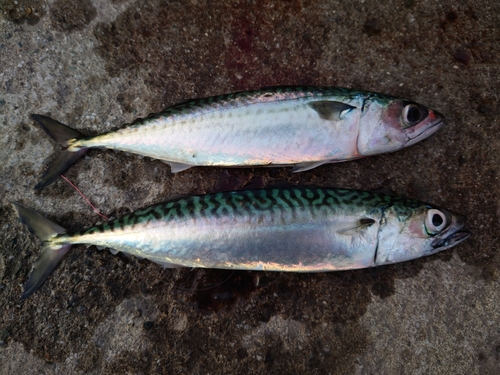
[357, 99, 444, 156]
[375, 205, 468, 266]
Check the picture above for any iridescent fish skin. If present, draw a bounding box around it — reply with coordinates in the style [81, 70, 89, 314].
[13, 187, 468, 299]
[31, 86, 443, 189]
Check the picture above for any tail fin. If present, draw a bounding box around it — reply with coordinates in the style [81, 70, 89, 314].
[31, 114, 88, 190]
[13, 202, 72, 300]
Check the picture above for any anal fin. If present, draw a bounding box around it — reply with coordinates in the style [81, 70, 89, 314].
[168, 161, 194, 173]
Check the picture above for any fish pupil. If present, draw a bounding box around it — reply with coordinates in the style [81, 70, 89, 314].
[407, 105, 422, 123]
[432, 213, 444, 227]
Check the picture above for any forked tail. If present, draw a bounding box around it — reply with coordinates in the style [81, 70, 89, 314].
[31, 114, 88, 190]
[13, 203, 72, 300]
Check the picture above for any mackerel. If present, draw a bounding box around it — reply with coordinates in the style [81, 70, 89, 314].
[31, 86, 443, 189]
[14, 187, 468, 299]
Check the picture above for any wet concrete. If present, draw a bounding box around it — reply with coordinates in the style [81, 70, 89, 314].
[0, 0, 499, 374]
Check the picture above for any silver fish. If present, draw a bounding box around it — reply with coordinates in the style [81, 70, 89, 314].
[14, 187, 468, 300]
[31, 86, 443, 189]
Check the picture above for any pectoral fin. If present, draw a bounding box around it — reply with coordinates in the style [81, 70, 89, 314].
[308, 101, 356, 121]
[337, 218, 376, 234]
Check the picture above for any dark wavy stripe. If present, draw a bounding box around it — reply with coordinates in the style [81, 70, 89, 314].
[80, 188, 425, 236]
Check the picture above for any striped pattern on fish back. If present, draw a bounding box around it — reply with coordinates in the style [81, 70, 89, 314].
[79, 188, 422, 236]
[126, 86, 397, 127]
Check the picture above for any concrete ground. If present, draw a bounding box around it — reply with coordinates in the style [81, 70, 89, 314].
[0, 0, 499, 374]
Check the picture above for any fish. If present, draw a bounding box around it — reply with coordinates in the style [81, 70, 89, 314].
[31, 86, 444, 189]
[13, 187, 469, 300]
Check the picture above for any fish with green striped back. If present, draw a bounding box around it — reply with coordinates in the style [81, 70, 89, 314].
[31, 86, 443, 189]
[13, 187, 469, 300]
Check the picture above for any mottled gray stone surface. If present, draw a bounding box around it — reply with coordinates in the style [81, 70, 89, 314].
[0, 0, 499, 374]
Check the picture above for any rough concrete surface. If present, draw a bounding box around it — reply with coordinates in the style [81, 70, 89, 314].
[0, 0, 499, 374]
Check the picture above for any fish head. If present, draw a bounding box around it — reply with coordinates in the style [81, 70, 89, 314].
[374, 203, 469, 266]
[357, 98, 444, 156]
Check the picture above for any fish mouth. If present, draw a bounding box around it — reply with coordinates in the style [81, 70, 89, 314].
[432, 230, 470, 251]
[406, 119, 444, 147]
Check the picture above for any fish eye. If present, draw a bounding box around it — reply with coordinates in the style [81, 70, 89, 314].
[425, 209, 448, 235]
[403, 103, 427, 127]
